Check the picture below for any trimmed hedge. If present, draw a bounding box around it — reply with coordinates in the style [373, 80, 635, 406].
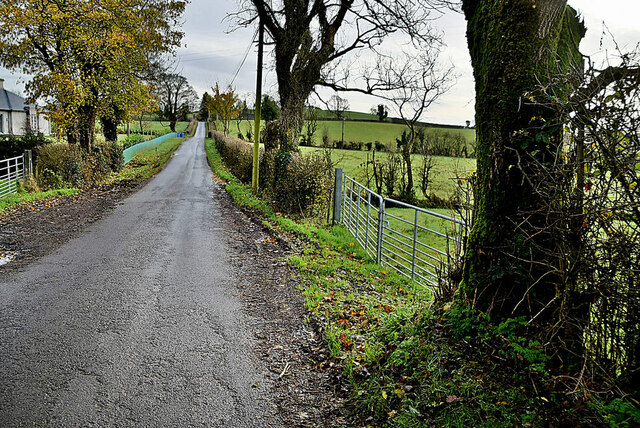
[211, 130, 258, 184]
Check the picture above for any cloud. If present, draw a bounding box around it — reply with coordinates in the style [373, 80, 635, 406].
[2, 0, 638, 125]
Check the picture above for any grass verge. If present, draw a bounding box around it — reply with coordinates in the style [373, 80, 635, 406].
[112, 136, 184, 183]
[204, 139, 621, 427]
[0, 188, 79, 212]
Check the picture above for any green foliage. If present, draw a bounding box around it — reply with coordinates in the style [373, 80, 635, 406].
[211, 127, 333, 218]
[261, 95, 280, 121]
[36, 144, 83, 189]
[260, 150, 334, 217]
[376, 104, 389, 122]
[446, 307, 550, 373]
[415, 127, 473, 158]
[35, 141, 123, 190]
[0, 0, 185, 149]
[592, 398, 640, 428]
[98, 141, 123, 172]
[206, 83, 245, 135]
[204, 138, 274, 215]
[121, 134, 146, 149]
[0, 132, 50, 160]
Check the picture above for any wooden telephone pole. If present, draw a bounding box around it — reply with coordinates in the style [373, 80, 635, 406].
[252, 20, 264, 194]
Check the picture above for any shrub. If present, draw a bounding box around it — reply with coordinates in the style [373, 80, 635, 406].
[35, 141, 123, 190]
[18, 174, 41, 193]
[212, 130, 260, 183]
[213, 129, 333, 218]
[0, 132, 50, 161]
[36, 144, 83, 189]
[260, 149, 333, 217]
[322, 126, 330, 147]
[415, 128, 472, 158]
[97, 141, 123, 172]
[374, 141, 386, 152]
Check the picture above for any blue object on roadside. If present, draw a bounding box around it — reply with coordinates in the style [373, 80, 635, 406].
[122, 132, 179, 165]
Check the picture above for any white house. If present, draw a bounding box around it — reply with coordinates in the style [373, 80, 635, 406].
[0, 78, 51, 136]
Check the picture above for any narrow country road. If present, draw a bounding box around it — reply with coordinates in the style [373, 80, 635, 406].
[0, 124, 279, 426]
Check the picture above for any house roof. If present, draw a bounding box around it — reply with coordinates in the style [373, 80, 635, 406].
[0, 87, 31, 112]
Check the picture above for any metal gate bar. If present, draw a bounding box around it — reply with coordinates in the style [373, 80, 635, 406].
[334, 169, 466, 290]
[0, 155, 25, 199]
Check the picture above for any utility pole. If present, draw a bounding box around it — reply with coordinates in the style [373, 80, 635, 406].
[252, 20, 264, 195]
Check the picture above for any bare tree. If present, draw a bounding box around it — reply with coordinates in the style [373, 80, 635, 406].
[155, 73, 198, 132]
[232, 0, 452, 151]
[328, 95, 349, 120]
[525, 51, 640, 392]
[372, 49, 454, 201]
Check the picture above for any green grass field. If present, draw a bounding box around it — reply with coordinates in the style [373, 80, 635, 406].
[314, 120, 475, 147]
[117, 121, 190, 136]
[300, 147, 476, 200]
[214, 119, 476, 200]
[219, 118, 475, 149]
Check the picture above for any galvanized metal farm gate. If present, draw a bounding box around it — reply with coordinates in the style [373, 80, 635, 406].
[333, 169, 466, 288]
[0, 151, 31, 199]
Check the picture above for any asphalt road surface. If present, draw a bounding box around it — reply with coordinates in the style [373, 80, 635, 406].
[0, 124, 277, 426]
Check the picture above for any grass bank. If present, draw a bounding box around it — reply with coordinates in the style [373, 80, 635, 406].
[110, 136, 184, 182]
[203, 138, 613, 426]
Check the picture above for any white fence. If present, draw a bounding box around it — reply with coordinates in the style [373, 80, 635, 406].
[0, 154, 25, 198]
[334, 169, 466, 289]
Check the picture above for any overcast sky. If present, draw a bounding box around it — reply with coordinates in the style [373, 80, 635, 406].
[2, 1, 639, 126]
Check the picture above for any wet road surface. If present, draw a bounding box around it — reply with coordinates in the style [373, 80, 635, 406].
[0, 124, 276, 426]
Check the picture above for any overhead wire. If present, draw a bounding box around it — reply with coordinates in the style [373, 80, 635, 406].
[228, 27, 259, 88]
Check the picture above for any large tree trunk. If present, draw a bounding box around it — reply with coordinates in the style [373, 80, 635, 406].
[274, 41, 322, 152]
[100, 116, 118, 143]
[77, 106, 97, 151]
[459, 0, 585, 319]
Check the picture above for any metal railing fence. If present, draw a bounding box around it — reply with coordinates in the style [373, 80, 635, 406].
[335, 169, 466, 289]
[0, 155, 25, 198]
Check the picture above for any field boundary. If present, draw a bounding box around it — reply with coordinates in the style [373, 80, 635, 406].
[334, 168, 466, 288]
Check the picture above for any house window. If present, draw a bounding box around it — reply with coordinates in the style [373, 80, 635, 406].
[0, 113, 4, 133]
[31, 113, 38, 131]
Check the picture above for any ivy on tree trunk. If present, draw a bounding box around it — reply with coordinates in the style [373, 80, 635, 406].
[459, 0, 585, 319]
